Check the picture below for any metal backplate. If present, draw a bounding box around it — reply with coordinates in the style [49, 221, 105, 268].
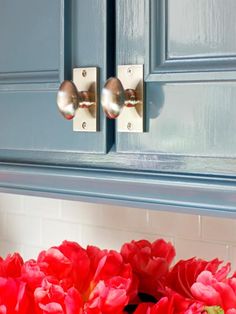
[73, 67, 98, 132]
[117, 65, 144, 132]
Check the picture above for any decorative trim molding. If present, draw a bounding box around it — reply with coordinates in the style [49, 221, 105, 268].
[1, 149, 236, 176]
[146, 0, 236, 82]
[0, 0, 65, 91]
[0, 161, 236, 218]
[0, 70, 59, 84]
[0, 83, 59, 92]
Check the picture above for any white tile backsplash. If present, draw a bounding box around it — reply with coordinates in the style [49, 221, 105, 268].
[0, 193, 23, 213]
[202, 216, 236, 243]
[41, 218, 81, 247]
[228, 245, 236, 273]
[23, 196, 61, 218]
[0, 192, 234, 267]
[61, 200, 103, 225]
[0, 240, 22, 258]
[4, 213, 41, 246]
[80, 225, 166, 252]
[148, 210, 201, 239]
[174, 238, 229, 261]
[99, 204, 149, 233]
[0, 212, 6, 239]
[19, 244, 43, 261]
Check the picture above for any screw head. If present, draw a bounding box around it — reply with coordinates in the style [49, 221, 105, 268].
[82, 70, 87, 77]
[127, 67, 132, 75]
[82, 121, 87, 129]
[127, 122, 132, 130]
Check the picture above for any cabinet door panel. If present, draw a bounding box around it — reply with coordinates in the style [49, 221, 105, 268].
[116, 0, 236, 174]
[0, 0, 60, 75]
[0, 0, 111, 160]
[167, 0, 236, 58]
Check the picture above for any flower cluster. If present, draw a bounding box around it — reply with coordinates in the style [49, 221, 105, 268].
[0, 239, 236, 314]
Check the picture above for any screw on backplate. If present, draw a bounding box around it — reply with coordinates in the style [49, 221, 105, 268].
[127, 67, 132, 75]
[127, 122, 132, 130]
[82, 70, 87, 77]
[82, 121, 87, 129]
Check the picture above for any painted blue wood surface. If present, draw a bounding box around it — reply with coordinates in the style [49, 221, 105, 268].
[0, 0, 236, 216]
[0, 0, 61, 78]
[167, 0, 236, 59]
[0, 0, 112, 154]
[1, 162, 236, 217]
[116, 0, 236, 167]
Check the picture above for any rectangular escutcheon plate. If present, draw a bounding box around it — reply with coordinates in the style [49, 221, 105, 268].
[117, 65, 144, 133]
[73, 67, 99, 132]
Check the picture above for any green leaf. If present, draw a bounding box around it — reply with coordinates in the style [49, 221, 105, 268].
[205, 306, 224, 314]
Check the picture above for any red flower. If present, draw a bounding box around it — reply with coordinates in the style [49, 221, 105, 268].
[35, 243, 135, 314]
[133, 291, 190, 314]
[21, 259, 46, 291]
[58, 241, 91, 292]
[3, 238, 236, 314]
[37, 248, 71, 281]
[184, 302, 207, 314]
[37, 241, 90, 292]
[87, 246, 133, 285]
[0, 277, 29, 314]
[0, 253, 24, 278]
[132, 302, 153, 314]
[84, 247, 136, 312]
[85, 277, 131, 314]
[121, 239, 175, 299]
[34, 278, 82, 314]
[167, 258, 223, 299]
[191, 265, 236, 311]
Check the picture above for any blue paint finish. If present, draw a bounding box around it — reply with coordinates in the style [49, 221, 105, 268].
[147, 0, 236, 77]
[0, 0, 113, 155]
[0, 162, 236, 217]
[167, 0, 236, 59]
[0, 0, 236, 217]
[0, 0, 61, 75]
[116, 0, 236, 165]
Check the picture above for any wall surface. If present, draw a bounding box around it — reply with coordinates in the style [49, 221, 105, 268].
[0, 192, 236, 270]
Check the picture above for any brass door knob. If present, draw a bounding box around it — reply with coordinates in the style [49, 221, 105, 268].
[56, 67, 98, 132]
[101, 77, 140, 119]
[57, 80, 78, 120]
[57, 80, 94, 120]
[101, 78, 124, 119]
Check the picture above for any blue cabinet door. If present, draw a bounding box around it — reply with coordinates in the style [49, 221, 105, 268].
[116, 0, 236, 176]
[0, 0, 113, 163]
[1, 0, 236, 215]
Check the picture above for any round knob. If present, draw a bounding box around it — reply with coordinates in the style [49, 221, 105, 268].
[101, 77, 125, 119]
[57, 80, 79, 120]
